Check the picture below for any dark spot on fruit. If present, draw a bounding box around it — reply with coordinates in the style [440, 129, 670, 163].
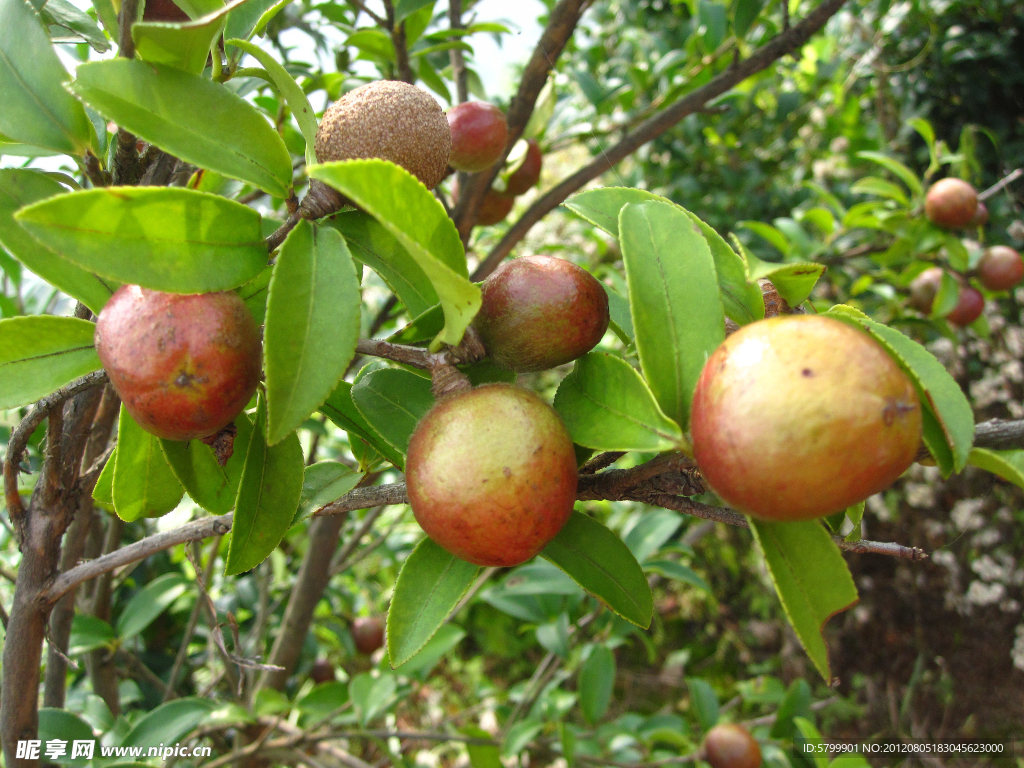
[175, 371, 198, 388]
[802, 368, 814, 377]
[503, 466, 512, 478]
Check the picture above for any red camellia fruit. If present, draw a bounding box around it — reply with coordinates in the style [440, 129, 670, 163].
[447, 102, 509, 173]
[505, 139, 543, 195]
[908, 266, 943, 314]
[406, 384, 578, 567]
[351, 616, 385, 655]
[691, 315, 922, 522]
[945, 285, 985, 326]
[95, 286, 262, 441]
[142, 0, 189, 21]
[924, 178, 978, 229]
[309, 659, 336, 684]
[474, 255, 610, 372]
[703, 724, 762, 768]
[978, 245, 1024, 291]
[477, 189, 516, 226]
[970, 201, 989, 227]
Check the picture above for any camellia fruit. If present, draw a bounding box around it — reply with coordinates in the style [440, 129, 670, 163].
[908, 267, 943, 314]
[924, 178, 978, 230]
[945, 285, 985, 326]
[406, 383, 578, 567]
[703, 724, 762, 768]
[95, 286, 262, 441]
[477, 189, 516, 226]
[474, 255, 610, 372]
[447, 101, 509, 173]
[978, 245, 1024, 291]
[690, 315, 922, 522]
[309, 659, 336, 684]
[505, 138, 543, 195]
[351, 616, 385, 655]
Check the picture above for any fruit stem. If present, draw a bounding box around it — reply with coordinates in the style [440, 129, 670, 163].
[428, 362, 472, 399]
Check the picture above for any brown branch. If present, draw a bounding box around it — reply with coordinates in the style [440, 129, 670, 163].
[111, 0, 141, 185]
[266, 211, 301, 252]
[471, 0, 853, 281]
[448, 0, 468, 103]
[973, 418, 1024, 451]
[978, 168, 1022, 201]
[164, 537, 221, 701]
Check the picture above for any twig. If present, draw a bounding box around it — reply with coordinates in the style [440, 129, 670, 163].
[329, 505, 388, 574]
[973, 418, 1024, 451]
[978, 168, 1022, 201]
[266, 211, 301, 252]
[448, 0, 468, 103]
[164, 537, 221, 701]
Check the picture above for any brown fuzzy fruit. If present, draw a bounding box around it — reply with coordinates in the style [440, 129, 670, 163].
[505, 139, 543, 195]
[703, 724, 762, 768]
[406, 384, 578, 567]
[95, 286, 261, 441]
[945, 285, 985, 326]
[477, 189, 516, 226]
[447, 102, 508, 173]
[315, 81, 450, 190]
[691, 315, 921, 522]
[309, 659, 336, 684]
[474, 256, 610, 372]
[351, 616, 385, 655]
[908, 267, 943, 314]
[978, 245, 1024, 291]
[924, 178, 978, 229]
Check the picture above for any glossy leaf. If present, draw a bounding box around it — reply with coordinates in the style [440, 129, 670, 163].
[309, 160, 479, 349]
[38, 709, 94, 766]
[619, 200, 724, 429]
[160, 415, 252, 514]
[237, 265, 272, 326]
[747, 517, 858, 681]
[92, 448, 114, 505]
[113, 406, 185, 522]
[553, 352, 683, 452]
[0, 0, 95, 155]
[327, 210, 438, 319]
[225, 394, 304, 575]
[69, 59, 293, 197]
[116, 572, 188, 639]
[227, 38, 318, 166]
[320, 381, 405, 469]
[579, 645, 615, 724]
[264, 221, 360, 444]
[827, 305, 974, 474]
[296, 460, 364, 521]
[133, 0, 247, 74]
[0, 169, 117, 313]
[41, 0, 109, 52]
[350, 367, 435, 469]
[541, 511, 653, 628]
[0, 316, 100, 409]
[733, 235, 826, 307]
[387, 537, 480, 668]
[968, 448, 1024, 490]
[16, 187, 267, 292]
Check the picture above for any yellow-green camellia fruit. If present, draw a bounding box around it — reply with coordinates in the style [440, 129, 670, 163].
[690, 315, 922, 522]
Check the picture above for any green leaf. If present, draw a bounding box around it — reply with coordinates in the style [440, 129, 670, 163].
[623, 508, 683, 562]
[68, 614, 115, 655]
[644, 560, 711, 591]
[264, 221, 360, 444]
[69, 59, 293, 197]
[16, 186, 267, 292]
[855, 151, 923, 198]
[770, 678, 811, 739]
[502, 719, 544, 759]
[0, 316, 100, 409]
[541, 511, 653, 628]
[827, 305, 974, 473]
[463, 725, 502, 768]
[121, 698, 219, 750]
[225, 393, 304, 575]
[968, 448, 1024, 490]
[92, 448, 114, 505]
[931, 270, 961, 318]
[733, 235, 826, 307]
[850, 176, 910, 205]
[309, 160, 479, 350]
[579, 645, 615, 724]
[38, 709, 94, 766]
[296, 460, 363, 521]
[0, 0, 95, 155]
[160, 415, 252, 514]
[687, 677, 719, 731]
[619, 200, 724, 429]
[392, 622, 465, 676]
[133, 0, 240, 75]
[747, 518, 858, 681]
[553, 352, 683, 452]
[237, 265, 272, 325]
[387, 537, 480, 668]
[40, 0, 109, 53]
[116, 572, 188, 639]
[732, 0, 765, 37]
[227, 38, 318, 167]
[297, 681, 349, 721]
[350, 367, 435, 470]
[349, 671, 397, 725]
[0, 169, 117, 313]
[320, 380, 405, 469]
[326, 209, 439, 319]
[113, 406, 185, 522]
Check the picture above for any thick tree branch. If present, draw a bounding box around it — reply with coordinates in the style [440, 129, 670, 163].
[973, 418, 1024, 451]
[448, 0, 468, 103]
[471, 0, 852, 281]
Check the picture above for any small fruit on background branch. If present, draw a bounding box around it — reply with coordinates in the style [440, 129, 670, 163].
[504, 138, 543, 195]
[924, 177, 978, 230]
[351, 616, 385, 655]
[908, 267, 943, 314]
[95, 286, 262, 441]
[477, 188, 516, 225]
[474, 255, 610, 372]
[406, 383, 578, 567]
[691, 315, 922, 522]
[702, 723, 762, 768]
[945, 285, 985, 326]
[447, 101, 509, 173]
[978, 245, 1024, 291]
[309, 659, 336, 684]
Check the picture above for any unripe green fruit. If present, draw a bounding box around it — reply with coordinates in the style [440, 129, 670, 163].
[351, 616, 385, 655]
[978, 245, 1024, 291]
[925, 178, 978, 230]
[946, 285, 985, 326]
[406, 384, 578, 567]
[447, 102, 508, 173]
[703, 724, 762, 768]
[474, 256, 610, 372]
[505, 139, 543, 195]
[908, 267, 943, 314]
[691, 315, 921, 522]
[95, 286, 261, 441]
